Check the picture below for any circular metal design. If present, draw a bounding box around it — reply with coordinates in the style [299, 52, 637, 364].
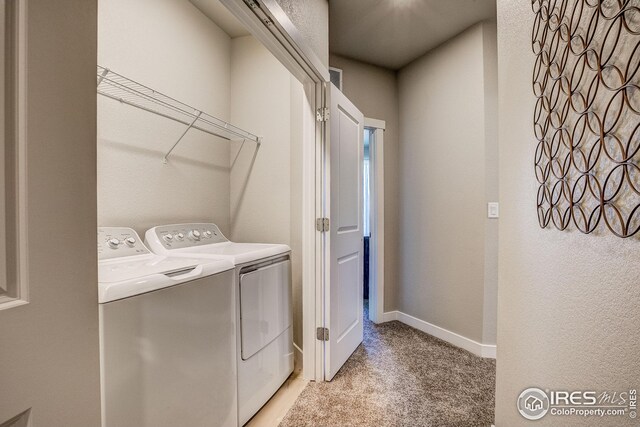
[532, 0, 640, 237]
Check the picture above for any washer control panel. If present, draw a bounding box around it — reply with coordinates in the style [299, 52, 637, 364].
[150, 223, 228, 249]
[98, 227, 150, 260]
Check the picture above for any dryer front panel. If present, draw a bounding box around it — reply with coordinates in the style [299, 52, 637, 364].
[239, 259, 292, 360]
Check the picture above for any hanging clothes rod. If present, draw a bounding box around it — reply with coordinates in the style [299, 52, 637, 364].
[96, 66, 262, 162]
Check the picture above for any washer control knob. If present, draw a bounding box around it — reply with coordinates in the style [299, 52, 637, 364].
[108, 238, 120, 249]
[163, 234, 174, 242]
[176, 233, 185, 240]
[190, 230, 201, 240]
[204, 230, 212, 238]
[125, 237, 136, 247]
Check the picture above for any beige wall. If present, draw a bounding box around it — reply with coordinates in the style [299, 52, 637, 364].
[289, 77, 305, 352]
[328, 54, 400, 311]
[397, 22, 498, 344]
[275, 0, 329, 68]
[495, 1, 640, 425]
[229, 36, 304, 349]
[98, 0, 232, 235]
[482, 20, 499, 345]
[230, 36, 292, 243]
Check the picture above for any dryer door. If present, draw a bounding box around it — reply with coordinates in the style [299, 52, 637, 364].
[240, 259, 291, 360]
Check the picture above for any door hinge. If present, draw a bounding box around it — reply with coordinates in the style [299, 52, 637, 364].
[316, 327, 329, 341]
[316, 107, 330, 122]
[316, 217, 330, 232]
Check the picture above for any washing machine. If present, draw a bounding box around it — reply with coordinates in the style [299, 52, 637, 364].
[98, 227, 237, 427]
[144, 223, 293, 426]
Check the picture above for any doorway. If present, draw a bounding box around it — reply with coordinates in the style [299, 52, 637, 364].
[363, 128, 372, 311]
[364, 119, 385, 324]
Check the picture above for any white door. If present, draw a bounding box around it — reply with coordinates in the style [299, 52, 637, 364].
[326, 83, 364, 380]
[0, 1, 101, 426]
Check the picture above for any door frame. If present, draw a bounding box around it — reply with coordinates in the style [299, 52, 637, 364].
[219, 0, 329, 382]
[364, 118, 385, 324]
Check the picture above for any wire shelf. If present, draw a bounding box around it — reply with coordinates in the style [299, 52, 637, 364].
[97, 66, 261, 162]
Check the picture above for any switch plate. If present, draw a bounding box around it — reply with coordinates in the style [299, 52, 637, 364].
[488, 202, 500, 218]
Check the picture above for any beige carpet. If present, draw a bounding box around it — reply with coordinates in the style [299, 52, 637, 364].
[279, 303, 496, 427]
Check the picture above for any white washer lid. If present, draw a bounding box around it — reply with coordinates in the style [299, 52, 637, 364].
[158, 242, 291, 265]
[98, 254, 233, 303]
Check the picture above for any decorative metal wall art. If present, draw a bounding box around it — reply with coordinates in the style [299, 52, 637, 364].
[532, 0, 640, 237]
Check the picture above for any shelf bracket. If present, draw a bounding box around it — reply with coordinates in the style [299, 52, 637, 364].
[163, 111, 202, 163]
[97, 67, 109, 87]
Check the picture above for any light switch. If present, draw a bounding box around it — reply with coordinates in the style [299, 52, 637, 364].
[488, 202, 499, 218]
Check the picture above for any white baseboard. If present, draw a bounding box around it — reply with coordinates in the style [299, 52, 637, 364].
[382, 310, 496, 359]
[382, 310, 399, 323]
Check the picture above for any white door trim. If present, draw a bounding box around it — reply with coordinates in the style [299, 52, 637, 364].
[364, 117, 386, 130]
[308, 81, 326, 382]
[218, 0, 329, 382]
[365, 119, 385, 324]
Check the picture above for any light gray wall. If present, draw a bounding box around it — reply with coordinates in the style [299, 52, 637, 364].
[328, 54, 400, 311]
[98, 0, 232, 235]
[275, 0, 329, 68]
[397, 22, 498, 344]
[229, 36, 304, 349]
[495, 1, 640, 425]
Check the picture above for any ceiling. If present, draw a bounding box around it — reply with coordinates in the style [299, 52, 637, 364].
[190, 0, 250, 38]
[329, 0, 496, 70]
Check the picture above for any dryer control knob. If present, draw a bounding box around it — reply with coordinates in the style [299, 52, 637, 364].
[176, 233, 185, 240]
[204, 230, 212, 238]
[190, 230, 201, 240]
[125, 237, 136, 246]
[108, 238, 120, 249]
[163, 234, 174, 242]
